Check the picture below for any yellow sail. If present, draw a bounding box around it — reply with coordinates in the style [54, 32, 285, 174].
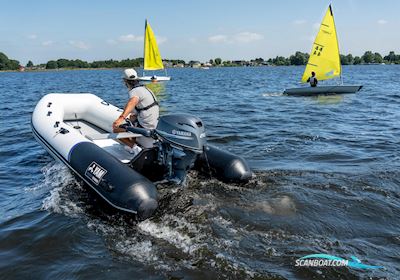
[301, 5, 341, 83]
[143, 20, 164, 71]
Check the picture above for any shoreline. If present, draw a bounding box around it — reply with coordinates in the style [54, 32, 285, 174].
[0, 63, 397, 73]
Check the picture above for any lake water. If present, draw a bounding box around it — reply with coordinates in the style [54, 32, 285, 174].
[0, 66, 399, 279]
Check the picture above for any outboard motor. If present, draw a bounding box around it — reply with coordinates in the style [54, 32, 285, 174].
[124, 113, 251, 184]
[155, 114, 206, 183]
[125, 114, 206, 184]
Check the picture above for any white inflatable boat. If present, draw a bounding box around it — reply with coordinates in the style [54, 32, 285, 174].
[32, 93, 251, 220]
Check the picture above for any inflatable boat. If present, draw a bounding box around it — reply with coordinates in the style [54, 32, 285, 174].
[32, 93, 251, 220]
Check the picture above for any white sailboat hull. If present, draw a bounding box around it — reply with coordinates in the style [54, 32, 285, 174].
[284, 85, 363, 96]
[138, 76, 171, 81]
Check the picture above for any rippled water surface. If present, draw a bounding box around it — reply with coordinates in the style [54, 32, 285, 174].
[1, 66, 400, 279]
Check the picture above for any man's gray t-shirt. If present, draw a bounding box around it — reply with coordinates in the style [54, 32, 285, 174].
[128, 86, 159, 129]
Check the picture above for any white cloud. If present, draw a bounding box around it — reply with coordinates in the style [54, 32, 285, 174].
[377, 19, 388, 25]
[69, 40, 90, 50]
[41, 40, 54, 46]
[107, 39, 117, 45]
[208, 34, 229, 43]
[312, 22, 320, 30]
[27, 34, 37, 40]
[233, 32, 263, 43]
[208, 32, 263, 44]
[156, 36, 167, 44]
[118, 34, 143, 42]
[293, 19, 307, 25]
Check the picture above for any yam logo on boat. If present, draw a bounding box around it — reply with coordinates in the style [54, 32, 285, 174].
[171, 129, 191, 137]
[85, 161, 107, 185]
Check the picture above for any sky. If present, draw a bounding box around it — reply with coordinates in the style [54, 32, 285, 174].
[1, 0, 399, 64]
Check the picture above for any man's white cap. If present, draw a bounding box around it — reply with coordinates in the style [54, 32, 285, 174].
[123, 68, 138, 80]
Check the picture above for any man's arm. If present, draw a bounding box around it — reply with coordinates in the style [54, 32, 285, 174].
[112, 96, 139, 131]
[307, 77, 310, 82]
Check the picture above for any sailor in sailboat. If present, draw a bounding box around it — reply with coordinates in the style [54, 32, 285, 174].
[307, 72, 318, 87]
[283, 4, 362, 96]
[112, 68, 159, 149]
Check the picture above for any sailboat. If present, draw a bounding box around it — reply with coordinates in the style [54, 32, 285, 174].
[284, 5, 362, 96]
[138, 20, 170, 82]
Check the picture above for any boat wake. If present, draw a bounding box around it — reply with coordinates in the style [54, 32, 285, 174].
[37, 165, 395, 279]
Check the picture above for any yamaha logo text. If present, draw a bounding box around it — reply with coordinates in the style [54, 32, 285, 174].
[171, 129, 191, 137]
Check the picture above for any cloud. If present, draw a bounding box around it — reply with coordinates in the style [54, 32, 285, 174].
[27, 34, 37, 40]
[118, 34, 143, 42]
[233, 32, 263, 43]
[41, 40, 54, 46]
[69, 40, 90, 50]
[208, 32, 263, 44]
[117, 34, 166, 44]
[156, 36, 167, 44]
[312, 22, 320, 30]
[377, 19, 388, 25]
[107, 39, 117, 45]
[293, 19, 307, 25]
[208, 34, 229, 43]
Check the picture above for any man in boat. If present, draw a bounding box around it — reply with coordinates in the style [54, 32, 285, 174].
[307, 71, 318, 87]
[112, 68, 159, 149]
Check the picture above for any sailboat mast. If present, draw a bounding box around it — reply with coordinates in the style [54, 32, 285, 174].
[143, 19, 147, 77]
[330, 4, 342, 84]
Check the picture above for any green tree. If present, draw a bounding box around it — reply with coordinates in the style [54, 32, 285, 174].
[209, 59, 214, 65]
[353, 56, 362, 65]
[346, 54, 354, 65]
[214, 58, 222, 65]
[361, 51, 374, 64]
[290, 51, 307, 65]
[272, 56, 289, 66]
[373, 52, 383, 64]
[26, 60, 34, 67]
[56, 58, 70, 68]
[384, 51, 396, 63]
[0, 52, 20, 70]
[340, 54, 349, 65]
[46, 60, 58, 69]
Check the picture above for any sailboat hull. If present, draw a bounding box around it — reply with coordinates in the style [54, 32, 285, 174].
[138, 76, 171, 81]
[284, 85, 362, 96]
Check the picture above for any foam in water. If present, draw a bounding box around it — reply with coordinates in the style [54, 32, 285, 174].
[39, 162, 84, 217]
[262, 92, 283, 97]
[138, 214, 206, 255]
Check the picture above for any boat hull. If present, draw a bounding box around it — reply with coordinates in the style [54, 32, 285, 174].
[138, 76, 171, 81]
[284, 85, 362, 96]
[31, 94, 158, 220]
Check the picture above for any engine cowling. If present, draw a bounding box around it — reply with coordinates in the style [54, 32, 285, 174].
[155, 114, 206, 152]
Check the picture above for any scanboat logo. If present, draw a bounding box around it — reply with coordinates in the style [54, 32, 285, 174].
[295, 254, 383, 270]
[85, 161, 107, 185]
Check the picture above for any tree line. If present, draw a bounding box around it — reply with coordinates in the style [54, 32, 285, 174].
[0, 52, 20, 70]
[1, 51, 400, 71]
[264, 51, 400, 66]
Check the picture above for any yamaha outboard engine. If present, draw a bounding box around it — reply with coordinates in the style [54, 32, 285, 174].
[155, 114, 206, 183]
[126, 113, 251, 184]
[126, 114, 207, 184]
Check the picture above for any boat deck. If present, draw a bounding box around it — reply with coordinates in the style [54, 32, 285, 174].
[64, 120, 136, 163]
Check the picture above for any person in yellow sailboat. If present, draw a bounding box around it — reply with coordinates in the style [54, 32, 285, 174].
[112, 68, 159, 149]
[307, 71, 318, 87]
